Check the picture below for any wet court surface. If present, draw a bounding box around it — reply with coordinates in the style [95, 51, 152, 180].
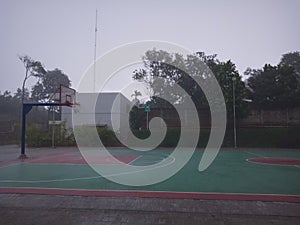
[1, 146, 299, 224]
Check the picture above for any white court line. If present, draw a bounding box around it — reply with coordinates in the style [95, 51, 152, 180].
[127, 155, 142, 165]
[0, 154, 176, 184]
[27, 153, 74, 163]
[244, 150, 266, 158]
[0, 175, 101, 183]
[1, 186, 300, 198]
[0, 162, 21, 169]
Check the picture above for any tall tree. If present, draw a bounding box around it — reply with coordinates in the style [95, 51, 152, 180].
[31, 68, 71, 102]
[247, 64, 300, 108]
[13, 88, 30, 102]
[18, 55, 46, 103]
[209, 60, 248, 118]
[131, 90, 142, 104]
[133, 49, 248, 118]
[0, 90, 26, 120]
[279, 51, 300, 77]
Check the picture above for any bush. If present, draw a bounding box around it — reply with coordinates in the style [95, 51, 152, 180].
[130, 126, 300, 148]
[97, 126, 121, 146]
[0, 123, 21, 145]
[25, 124, 300, 148]
[71, 125, 121, 147]
[226, 126, 300, 148]
[26, 123, 75, 147]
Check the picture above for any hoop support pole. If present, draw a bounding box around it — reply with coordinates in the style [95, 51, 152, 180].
[20, 102, 60, 158]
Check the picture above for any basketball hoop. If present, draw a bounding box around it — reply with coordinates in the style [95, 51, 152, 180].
[59, 84, 76, 107]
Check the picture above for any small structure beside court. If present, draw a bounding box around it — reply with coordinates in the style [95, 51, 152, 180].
[62, 92, 132, 131]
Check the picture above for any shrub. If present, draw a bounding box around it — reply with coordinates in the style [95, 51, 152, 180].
[26, 123, 75, 147]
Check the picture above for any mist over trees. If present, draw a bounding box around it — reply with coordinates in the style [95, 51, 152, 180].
[133, 50, 248, 119]
[0, 55, 72, 124]
[18, 55, 46, 103]
[31, 69, 71, 102]
[132, 50, 300, 115]
[246, 52, 300, 108]
[1, 51, 300, 128]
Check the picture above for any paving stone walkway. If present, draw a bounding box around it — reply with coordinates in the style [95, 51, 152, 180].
[1, 194, 300, 225]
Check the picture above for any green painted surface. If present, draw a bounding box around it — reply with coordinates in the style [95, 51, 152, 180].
[0, 149, 299, 195]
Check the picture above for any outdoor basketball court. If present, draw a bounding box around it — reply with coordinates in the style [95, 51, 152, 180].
[1, 146, 299, 202]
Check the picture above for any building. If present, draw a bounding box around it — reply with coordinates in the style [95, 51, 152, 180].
[62, 92, 132, 131]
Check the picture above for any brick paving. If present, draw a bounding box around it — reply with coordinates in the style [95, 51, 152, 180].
[1, 194, 300, 225]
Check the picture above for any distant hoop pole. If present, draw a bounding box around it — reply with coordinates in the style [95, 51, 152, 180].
[232, 77, 237, 149]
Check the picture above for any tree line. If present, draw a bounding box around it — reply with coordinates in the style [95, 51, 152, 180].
[1, 51, 300, 124]
[132, 50, 300, 120]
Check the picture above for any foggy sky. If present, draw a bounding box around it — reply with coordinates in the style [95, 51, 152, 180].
[1, 0, 299, 94]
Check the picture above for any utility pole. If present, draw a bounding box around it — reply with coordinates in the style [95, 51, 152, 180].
[232, 76, 237, 148]
[93, 9, 98, 92]
[145, 104, 150, 130]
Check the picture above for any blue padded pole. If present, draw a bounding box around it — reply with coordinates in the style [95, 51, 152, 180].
[20, 102, 60, 158]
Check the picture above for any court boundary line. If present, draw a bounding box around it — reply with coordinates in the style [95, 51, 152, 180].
[127, 155, 142, 165]
[0, 187, 299, 203]
[0, 155, 176, 183]
[0, 162, 21, 169]
[244, 150, 266, 158]
[246, 157, 300, 168]
[244, 150, 300, 168]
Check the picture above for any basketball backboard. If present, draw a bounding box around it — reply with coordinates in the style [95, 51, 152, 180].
[59, 85, 76, 107]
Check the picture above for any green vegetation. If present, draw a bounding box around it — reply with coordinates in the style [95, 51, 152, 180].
[26, 123, 74, 147]
[1, 123, 299, 148]
[25, 125, 122, 148]
[1, 52, 300, 148]
[132, 50, 248, 119]
[130, 126, 300, 148]
[66, 126, 120, 148]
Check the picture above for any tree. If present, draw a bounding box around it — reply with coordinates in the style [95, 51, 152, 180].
[209, 60, 248, 118]
[129, 105, 144, 130]
[13, 88, 30, 102]
[131, 90, 142, 104]
[132, 49, 248, 118]
[0, 90, 25, 120]
[19, 55, 46, 103]
[0, 91, 16, 116]
[31, 68, 71, 102]
[247, 64, 300, 108]
[279, 51, 300, 77]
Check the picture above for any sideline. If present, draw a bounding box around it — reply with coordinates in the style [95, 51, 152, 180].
[0, 187, 300, 203]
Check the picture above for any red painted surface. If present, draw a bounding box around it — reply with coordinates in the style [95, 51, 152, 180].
[0, 187, 299, 203]
[27, 153, 138, 165]
[0, 160, 20, 168]
[248, 157, 300, 166]
[1, 154, 299, 202]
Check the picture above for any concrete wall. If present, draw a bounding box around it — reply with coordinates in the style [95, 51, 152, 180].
[138, 107, 300, 128]
[239, 108, 300, 126]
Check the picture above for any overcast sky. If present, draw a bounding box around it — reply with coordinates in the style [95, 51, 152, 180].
[1, 0, 299, 95]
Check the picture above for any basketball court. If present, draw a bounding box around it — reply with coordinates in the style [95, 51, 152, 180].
[1, 146, 299, 203]
[1, 84, 299, 224]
